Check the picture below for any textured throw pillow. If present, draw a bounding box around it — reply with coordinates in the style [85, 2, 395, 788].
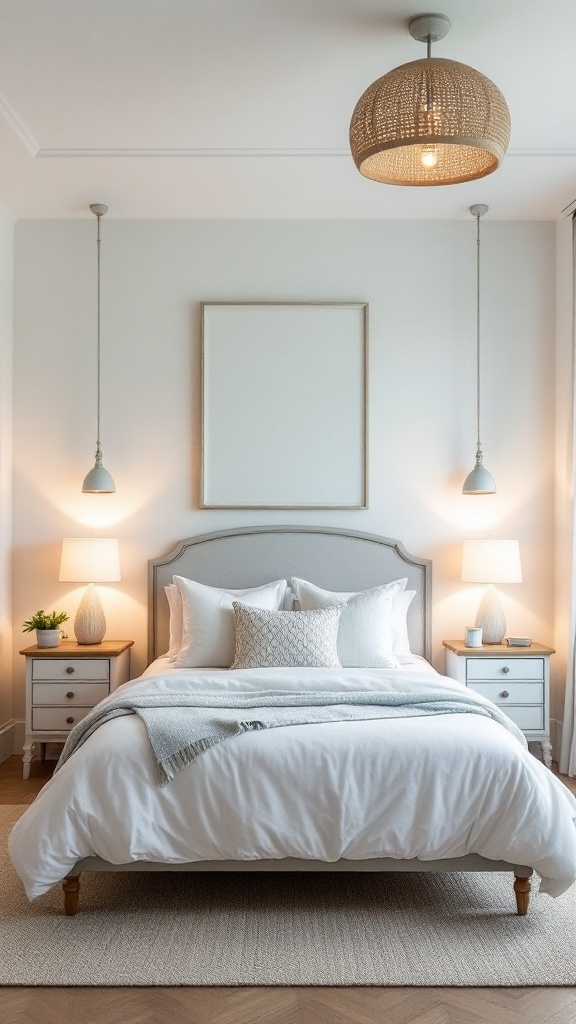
[230, 602, 342, 669]
[164, 583, 183, 661]
[290, 577, 406, 668]
[173, 577, 288, 668]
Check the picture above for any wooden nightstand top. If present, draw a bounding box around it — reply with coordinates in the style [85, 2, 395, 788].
[442, 640, 555, 657]
[20, 640, 134, 657]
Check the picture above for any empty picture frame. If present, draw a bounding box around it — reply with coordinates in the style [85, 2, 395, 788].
[201, 302, 368, 509]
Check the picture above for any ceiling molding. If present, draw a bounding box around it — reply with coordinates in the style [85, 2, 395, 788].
[0, 97, 574, 163]
[0, 93, 38, 156]
[32, 146, 576, 160]
[560, 198, 576, 217]
[36, 147, 349, 158]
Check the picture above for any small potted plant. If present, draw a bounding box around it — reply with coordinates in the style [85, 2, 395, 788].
[22, 609, 69, 648]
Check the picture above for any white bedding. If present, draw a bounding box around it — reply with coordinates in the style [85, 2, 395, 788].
[9, 659, 576, 900]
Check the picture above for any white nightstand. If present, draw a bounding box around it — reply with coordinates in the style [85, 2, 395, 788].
[442, 640, 555, 768]
[20, 640, 134, 779]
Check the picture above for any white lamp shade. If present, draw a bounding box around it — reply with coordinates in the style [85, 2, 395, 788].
[59, 538, 121, 583]
[461, 539, 522, 584]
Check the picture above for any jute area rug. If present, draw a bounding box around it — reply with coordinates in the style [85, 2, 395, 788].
[2, 805, 575, 987]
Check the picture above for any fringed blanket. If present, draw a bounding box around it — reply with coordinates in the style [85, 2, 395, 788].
[55, 687, 527, 786]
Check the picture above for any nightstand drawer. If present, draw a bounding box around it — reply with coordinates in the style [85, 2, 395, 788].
[31, 658, 110, 682]
[466, 658, 544, 682]
[32, 706, 93, 731]
[467, 681, 544, 705]
[32, 682, 109, 706]
[498, 705, 544, 731]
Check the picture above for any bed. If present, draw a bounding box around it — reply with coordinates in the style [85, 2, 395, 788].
[8, 526, 576, 917]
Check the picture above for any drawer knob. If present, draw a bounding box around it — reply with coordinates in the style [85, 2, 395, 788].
[500, 690, 510, 699]
[66, 716, 74, 724]
[66, 666, 75, 675]
[66, 691, 75, 699]
[501, 666, 510, 674]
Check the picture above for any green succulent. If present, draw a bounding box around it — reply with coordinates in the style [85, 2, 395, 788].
[22, 609, 70, 632]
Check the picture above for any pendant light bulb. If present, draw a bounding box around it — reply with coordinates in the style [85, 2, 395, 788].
[420, 145, 439, 169]
[462, 204, 495, 495]
[82, 203, 115, 494]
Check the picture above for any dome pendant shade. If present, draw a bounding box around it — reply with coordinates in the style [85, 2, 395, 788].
[462, 447, 496, 495]
[82, 446, 116, 494]
[349, 18, 511, 187]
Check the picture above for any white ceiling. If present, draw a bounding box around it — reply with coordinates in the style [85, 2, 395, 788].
[0, 0, 575, 220]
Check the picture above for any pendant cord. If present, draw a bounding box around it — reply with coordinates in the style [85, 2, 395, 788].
[476, 211, 481, 451]
[95, 211, 102, 454]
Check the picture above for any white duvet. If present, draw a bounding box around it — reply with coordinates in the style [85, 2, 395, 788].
[9, 657, 576, 899]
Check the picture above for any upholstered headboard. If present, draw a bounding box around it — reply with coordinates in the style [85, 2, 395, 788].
[148, 526, 432, 664]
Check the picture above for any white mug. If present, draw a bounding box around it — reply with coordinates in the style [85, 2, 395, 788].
[464, 626, 483, 648]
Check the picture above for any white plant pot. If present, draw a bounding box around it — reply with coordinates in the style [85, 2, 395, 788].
[36, 629, 60, 648]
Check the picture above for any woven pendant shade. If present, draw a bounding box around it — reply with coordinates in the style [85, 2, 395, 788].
[350, 51, 510, 186]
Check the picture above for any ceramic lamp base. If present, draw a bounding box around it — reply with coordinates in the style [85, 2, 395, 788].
[476, 584, 506, 644]
[74, 583, 106, 644]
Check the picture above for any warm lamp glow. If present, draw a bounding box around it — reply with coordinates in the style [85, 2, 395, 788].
[461, 539, 522, 584]
[461, 539, 522, 644]
[59, 538, 120, 583]
[59, 538, 121, 645]
[420, 145, 439, 169]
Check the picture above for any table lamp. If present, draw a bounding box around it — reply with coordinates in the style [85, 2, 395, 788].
[461, 539, 522, 644]
[59, 537, 121, 644]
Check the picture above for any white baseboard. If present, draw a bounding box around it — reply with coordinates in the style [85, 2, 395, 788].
[0, 719, 24, 763]
[550, 717, 563, 765]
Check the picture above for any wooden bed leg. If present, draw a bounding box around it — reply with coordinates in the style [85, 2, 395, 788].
[513, 873, 531, 916]
[62, 873, 81, 916]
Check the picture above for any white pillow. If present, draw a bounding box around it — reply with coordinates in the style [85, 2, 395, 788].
[230, 602, 342, 669]
[389, 589, 416, 656]
[164, 583, 183, 661]
[173, 576, 288, 668]
[291, 577, 406, 668]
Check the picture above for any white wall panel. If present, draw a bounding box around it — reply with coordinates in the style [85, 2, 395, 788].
[12, 220, 555, 715]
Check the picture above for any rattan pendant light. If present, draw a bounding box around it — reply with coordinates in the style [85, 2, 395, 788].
[349, 13, 511, 186]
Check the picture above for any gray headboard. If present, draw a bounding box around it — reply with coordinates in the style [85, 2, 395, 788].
[148, 526, 432, 664]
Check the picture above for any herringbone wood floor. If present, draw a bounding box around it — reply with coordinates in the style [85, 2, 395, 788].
[1, 755, 576, 1024]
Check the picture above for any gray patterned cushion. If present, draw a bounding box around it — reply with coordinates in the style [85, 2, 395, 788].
[230, 602, 342, 669]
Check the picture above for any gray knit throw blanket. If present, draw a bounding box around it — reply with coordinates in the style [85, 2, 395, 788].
[55, 688, 527, 786]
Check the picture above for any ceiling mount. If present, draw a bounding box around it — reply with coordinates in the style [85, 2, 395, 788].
[408, 13, 451, 44]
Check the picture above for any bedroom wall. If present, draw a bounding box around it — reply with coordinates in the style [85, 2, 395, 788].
[11, 220, 556, 729]
[0, 202, 14, 758]
[554, 215, 574, 756]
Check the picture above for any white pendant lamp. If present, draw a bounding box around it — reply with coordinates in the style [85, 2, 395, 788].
[82, 203, 115, 493]
[462, 204, 496, 495]
[349, 13, 510, 187]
